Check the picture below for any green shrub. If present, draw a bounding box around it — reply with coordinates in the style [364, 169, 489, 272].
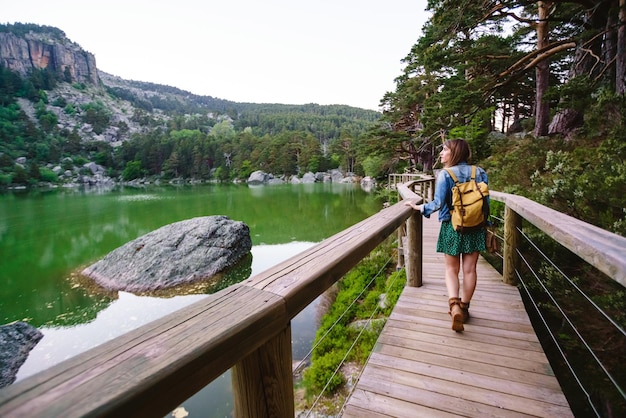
[0, 173, 12, 185]
[301, 237, 403, 400]
[122, 160, 143, 181]
[39, 167, 58, 183]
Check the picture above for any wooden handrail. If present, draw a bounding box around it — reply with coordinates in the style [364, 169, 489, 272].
[0, 188, 426, 417]
[491, 191, 626, 288]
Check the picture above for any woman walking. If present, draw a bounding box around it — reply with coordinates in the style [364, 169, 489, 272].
[405, 139, 489, 331]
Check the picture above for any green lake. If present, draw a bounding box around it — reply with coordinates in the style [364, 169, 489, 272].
[0, 181, 381, 416]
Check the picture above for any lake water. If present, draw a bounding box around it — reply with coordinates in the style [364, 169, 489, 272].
[0, 182, 381, 417]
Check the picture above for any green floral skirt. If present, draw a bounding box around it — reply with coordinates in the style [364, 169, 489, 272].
[436, 221, 486, 256]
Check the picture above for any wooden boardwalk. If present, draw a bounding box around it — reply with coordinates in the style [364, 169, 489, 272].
[342, 216, 573, 417]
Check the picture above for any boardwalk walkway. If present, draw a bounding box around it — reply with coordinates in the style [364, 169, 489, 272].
[342, 216, 573, 417]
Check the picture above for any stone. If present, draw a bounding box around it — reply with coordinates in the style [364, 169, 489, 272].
[0, 32, 98, 85]
[360, 176, 376, 192]
[0, 322, 43, 389]
[81, 216, 252, 292]
[330, 169, 344, 183]
[247, 170, 268, 185]
[301, 172, 316, 183]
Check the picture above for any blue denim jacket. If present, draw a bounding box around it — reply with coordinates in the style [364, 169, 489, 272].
[422, 162, 489, 222]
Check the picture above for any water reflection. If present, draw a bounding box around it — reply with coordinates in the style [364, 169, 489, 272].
[15, 241, 321, 418]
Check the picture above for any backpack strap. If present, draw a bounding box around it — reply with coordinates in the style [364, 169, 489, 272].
[444, 168, 459, 184]
[445, 166, 477, 183]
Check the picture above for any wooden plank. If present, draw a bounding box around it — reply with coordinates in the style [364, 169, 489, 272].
[0, 285, 289, 418]
[354, 370, 536, 417]
[367, 352, 570, 407]
[343, 388, 459, 418]
[382, 326, 548, 363]
[383, 318, 544, 352]
[391, 305, 537, 336]
[376, 333, 552, 375]
[360, 363, 573, 417]
[344, 214, 573, 417]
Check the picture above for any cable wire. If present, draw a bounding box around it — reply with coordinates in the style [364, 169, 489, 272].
[301, 255, 397, 417]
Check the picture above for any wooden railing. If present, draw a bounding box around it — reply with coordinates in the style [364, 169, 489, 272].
[396, 185, 626, 289]
[490, 191, 626, 288]
[388, 172, 433, 191]
[0, 178, 434, 418]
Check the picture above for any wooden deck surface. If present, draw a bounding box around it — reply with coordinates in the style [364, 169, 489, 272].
[342, 216, 573, 417]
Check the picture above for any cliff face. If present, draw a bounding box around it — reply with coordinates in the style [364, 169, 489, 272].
[0, 31, 99, 85]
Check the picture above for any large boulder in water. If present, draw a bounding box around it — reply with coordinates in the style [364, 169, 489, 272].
[82, 216, 252, 292]
[0, 322, 43, 388]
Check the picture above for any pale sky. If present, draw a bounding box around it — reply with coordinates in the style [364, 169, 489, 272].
[2, 0, 430, 110]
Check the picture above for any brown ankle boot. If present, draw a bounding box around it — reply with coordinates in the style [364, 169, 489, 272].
[460, 301, 470, 323]
[448, 297, 464, 332]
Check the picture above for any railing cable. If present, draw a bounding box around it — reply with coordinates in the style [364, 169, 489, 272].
[301, 255, 397, 417]
[514, 249, 603, 417]
[520, 228, 625, 336]
[338, 266, 406, 416]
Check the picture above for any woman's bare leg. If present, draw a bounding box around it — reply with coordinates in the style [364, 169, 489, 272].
[461, 251, 479, 303]
[444, 254, 461, 298]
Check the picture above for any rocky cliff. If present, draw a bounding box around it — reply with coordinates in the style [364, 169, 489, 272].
[0, 30, 99, 85]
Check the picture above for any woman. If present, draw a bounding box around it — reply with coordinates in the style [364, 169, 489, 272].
[405, 139, 489, 332]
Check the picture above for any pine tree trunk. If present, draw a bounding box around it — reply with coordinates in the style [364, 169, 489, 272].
[617, 0, 626, 95]
[534, 1, 552, 137]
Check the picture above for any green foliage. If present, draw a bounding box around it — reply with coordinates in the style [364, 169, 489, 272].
[0, 22, 67, 39]
[302, 239, 405, 399]
[11, 164, 28, 185]
[361, 155, 384, 178]
[39, 167, 58, 183]
[64, 103, 76, 115]
[81, 101, 111, 135]
[122, 160, 143, 181]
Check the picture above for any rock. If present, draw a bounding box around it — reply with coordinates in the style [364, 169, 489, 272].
[301, 172, 316, 183]
[83, 162, 105, 175]
[0, 322, 43, 389]
[360, 176, 376, 192]
[247, 170, 268, 185]
[548, 109, 583, 138]
[82, 216, 252, 292]
[329, 169, 344, 183]
[267, 177, 284, 185]
[0, 31, 98, 84]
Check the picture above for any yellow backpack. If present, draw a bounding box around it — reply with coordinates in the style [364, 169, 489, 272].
[444, 166, 489, 233]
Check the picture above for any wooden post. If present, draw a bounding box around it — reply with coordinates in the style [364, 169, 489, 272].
[429, 179, 434, 201]
[397, 225, 405, 270]
[406, 210, 423, 287]
[397, 186, 405, 270]
[232, 326, 294, 418]
[503, 206, 521, 285]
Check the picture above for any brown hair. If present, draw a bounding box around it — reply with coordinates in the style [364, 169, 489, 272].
[443, 138, 471, 167]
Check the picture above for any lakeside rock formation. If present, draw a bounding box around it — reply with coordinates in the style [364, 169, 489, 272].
[81, 216, 252, 293]
[0, 31, 98, 85]
[0, 322, 43, 389]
